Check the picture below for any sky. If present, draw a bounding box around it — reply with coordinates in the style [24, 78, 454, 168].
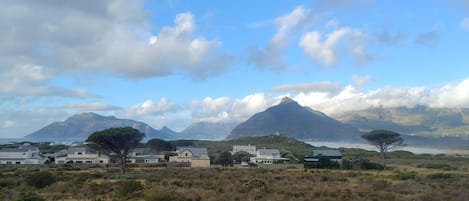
[1, 0, 469, 138]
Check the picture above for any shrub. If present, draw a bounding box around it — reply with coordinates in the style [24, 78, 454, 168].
[12, 192, 45, 201]
[428, 173, 452, 180]
[341, 159, 384, 170]
[392, 171, 417, 180]
[417, 163, 457, 171]
[115, 180, 144, 199]
[25, 171, 56, 188]
[144, 188, 184, 201]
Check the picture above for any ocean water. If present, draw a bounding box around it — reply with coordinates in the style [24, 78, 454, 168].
[305, 141, 469, 155]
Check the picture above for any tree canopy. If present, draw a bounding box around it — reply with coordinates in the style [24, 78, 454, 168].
[147, 138, 172, 154]
[87, 127, 145, 174]
[361, 130, 403, 167]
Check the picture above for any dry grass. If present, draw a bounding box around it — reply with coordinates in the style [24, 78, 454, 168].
[1, 165, 469, 201]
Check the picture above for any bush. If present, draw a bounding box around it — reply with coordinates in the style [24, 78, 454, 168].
[12, 192, 45, 201]
[144, 188, 185, 201]
[392, 171, 417, 180]
[417, 163, 457, 171]
[428, 173, 452, 180]
[115, 180, 144, 199]
[341, 159, 384, 170]
[25, 171, 55, 188]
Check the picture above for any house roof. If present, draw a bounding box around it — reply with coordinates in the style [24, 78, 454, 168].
[309, 150, 341, 157]
[176, 146, 208, 158]
[67, 147, 97, 154]
[131, 148, 150, 154]
[258, 148, 280, 156]
[0, 144, 39, 153]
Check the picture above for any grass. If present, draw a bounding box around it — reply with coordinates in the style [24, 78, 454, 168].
[1, 161, 469, 201]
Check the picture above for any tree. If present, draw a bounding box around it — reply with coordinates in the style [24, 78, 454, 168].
[216, 151, 234, 167]
[361, 130, 403, 167]
[147, 138, 172, 154]
[233, 151, 252, 164]
[87, 127, 145, 174]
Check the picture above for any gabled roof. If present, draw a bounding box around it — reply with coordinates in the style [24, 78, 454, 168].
[309, 150, 341, 157]
[130, 148, 150, 154]
[258, 148, 280, 156]
[176, 146, 208, 158]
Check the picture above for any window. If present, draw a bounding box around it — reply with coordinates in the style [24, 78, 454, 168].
[75, 161, 83, 164]
[6, 161, 12, 165]
[78, 152, 82, 155]
[99, 160, 104, 163]
[85, 161, 92, 164]
[185, 153, 188, 157]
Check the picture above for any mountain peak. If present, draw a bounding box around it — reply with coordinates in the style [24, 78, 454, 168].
[279, 97, 295, 104]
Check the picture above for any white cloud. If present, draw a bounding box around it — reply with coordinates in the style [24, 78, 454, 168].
[125, 98, 175, 116]
[0, 1, 231, 82]
[249, 6, 315, 70]
[1, 121, 15, 128]
[352, 75, 374, 88]
[0, 64, 95, 98]
[270, 82, 341, 94]
[299, 26, 370, 66]
[460, 18, 469, 31]
[300, 27, 350, 66]
[67, 102, 121, 111]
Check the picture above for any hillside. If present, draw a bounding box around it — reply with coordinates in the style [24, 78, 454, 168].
[169, 133, 315, 162]
[334, 106, 469, 137]
[24, 112, 177, 140]
[227, 97, 361, 141]
[179, 121, 238, 140]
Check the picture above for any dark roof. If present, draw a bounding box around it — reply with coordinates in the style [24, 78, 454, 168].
[309, 150, 341, 157]
[131, 148, 150, 154]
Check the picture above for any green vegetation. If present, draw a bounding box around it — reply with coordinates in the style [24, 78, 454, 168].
[87, 127, 145, 174]
[361, 130, 404, 167]
[1, 163, 469, 201]
[168, 134, 314, 162]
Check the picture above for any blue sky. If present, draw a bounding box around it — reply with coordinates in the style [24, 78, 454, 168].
[1, 0, 469, 138]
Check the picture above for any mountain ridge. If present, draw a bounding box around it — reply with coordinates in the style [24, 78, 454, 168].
[226, 98, 361, 141]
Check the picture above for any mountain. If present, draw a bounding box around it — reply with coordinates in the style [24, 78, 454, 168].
[334, 105, 469, 138]
[24, 112, 177, 140]
[179, 121, 238, 140]
[226, 97, 361, 141]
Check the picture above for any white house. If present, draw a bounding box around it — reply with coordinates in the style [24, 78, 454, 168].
[55, 147, 109, 165]
[127, 148, 164, 164]
[250, 148, 288, 165]
[0, 143, 47, 165]
[169, 146, 210, 167]
[231, 145, 257, 155]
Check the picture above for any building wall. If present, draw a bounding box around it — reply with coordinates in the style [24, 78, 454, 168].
[191, 159, 210, 167]
[169, 156, 191, 163]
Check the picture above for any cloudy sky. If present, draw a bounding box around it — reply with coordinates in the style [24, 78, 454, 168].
[1, 0, 469, 138]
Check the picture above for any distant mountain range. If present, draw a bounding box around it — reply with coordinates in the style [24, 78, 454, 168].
[180, 121, 238, 140]
[334, 106, 469, 138]
[24, 98, 469, 149]
[24, 112, 237, 141]
[226, 97, 361, 141]
[24, 112, 177, 140]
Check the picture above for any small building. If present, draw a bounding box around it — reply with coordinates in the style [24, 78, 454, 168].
[232, 144, 257, 155]
[250, 148, 288, 165]
[304, 150, 342, 163]
[169, 146, 210, 167]
[55, 147, 109, 165]
[127, 148, 164, 164]
[0, 143, 47, 165]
